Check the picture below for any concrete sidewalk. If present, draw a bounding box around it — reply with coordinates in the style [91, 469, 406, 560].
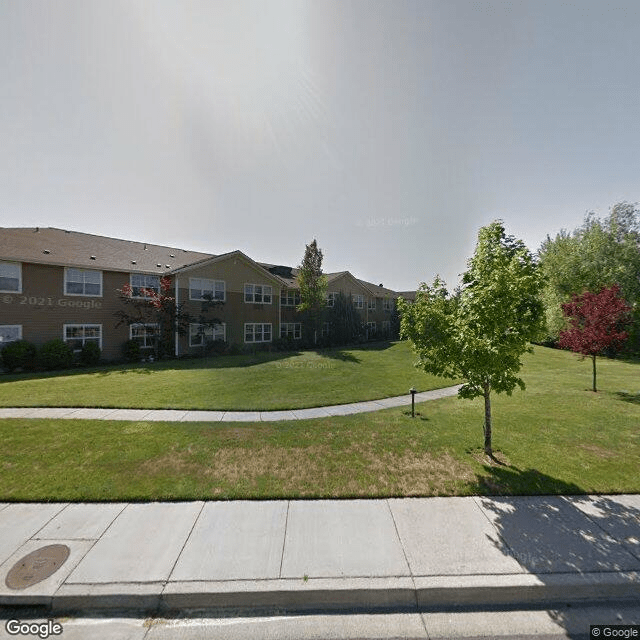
[0, 385, 462, 422]
[0, 495, 639, 615]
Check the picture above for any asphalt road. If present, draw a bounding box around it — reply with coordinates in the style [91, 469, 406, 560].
[1, 603, 639, 639]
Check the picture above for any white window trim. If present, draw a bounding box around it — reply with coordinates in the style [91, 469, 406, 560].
[129, 274, 161, 299]
[383, 297, 392, 311]
[280, 323, 302, 339]
[63, 324, 102, 350]
[64, 267, 103, 297]
[353, 294, 364, 309]
[189, 322, 226, 347]
[130, 323, 159, 348]
[368, 298, 376, 310]
[0, 325, 22, 344]
[326, 292, 337, 307]
[188, 278, 226, 302]
[367, 321, 377, 331]
[0, 261, 22, 294]
[244, 322, 273, 343]
[244, 283, 273, 304]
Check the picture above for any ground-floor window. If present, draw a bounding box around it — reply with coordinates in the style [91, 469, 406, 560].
[64, 324, 102, 351]
[245, 323, 272, 343]
[0, 325, 22, 345]
[189, 323, 226, 347]
[280, 323, 301, 339]
[321, 322, 330, 337]
[366, 321, 376, 336]
[130, 323, 158, 348]
[382, 320, 391, 334]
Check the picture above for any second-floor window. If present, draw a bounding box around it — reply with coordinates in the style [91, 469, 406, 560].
[130, 274, 160, 298]
[383, 297, 392, 311]
[353, 294, 364, 309]
[368, 298, 376, 311]
[280, 289, 301, 306]
[244, 284, 272, 304]
[0, 261, 21, 293]
[326, 292, 337, 307]
[64, 268, 102, 296]
[189, 278, 225, 301]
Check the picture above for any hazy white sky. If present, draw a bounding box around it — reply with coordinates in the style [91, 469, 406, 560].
[2, 1, 639, 290]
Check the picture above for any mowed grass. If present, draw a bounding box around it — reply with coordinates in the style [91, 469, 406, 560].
[0, 341, 452, 410]
[1, 346, 638, 501]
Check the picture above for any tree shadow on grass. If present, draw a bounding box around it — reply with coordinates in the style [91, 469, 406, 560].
[471, 468, 640, 638]
[615, 391, 640, 405]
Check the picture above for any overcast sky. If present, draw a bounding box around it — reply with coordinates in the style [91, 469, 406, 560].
[2, 1, 639, 290]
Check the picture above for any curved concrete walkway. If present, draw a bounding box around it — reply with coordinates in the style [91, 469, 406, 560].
[0, 385, 462, 422]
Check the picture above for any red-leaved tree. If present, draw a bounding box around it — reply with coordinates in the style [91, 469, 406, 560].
[558, 285, 631, 392]
[115, 277, 223, 359]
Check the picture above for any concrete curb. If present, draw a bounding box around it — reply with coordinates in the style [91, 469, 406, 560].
[3, 572, 636, 615]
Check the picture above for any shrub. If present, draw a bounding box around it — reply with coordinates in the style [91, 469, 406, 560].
[122, 339, 141, 362]
[39, 339, 74, 370]
[80, 341, 101, 366]
[204, 339, 228, 356]
[227, 343, 243, 356]
[1, 340, 37, 372]
[272, 336, 296, 352]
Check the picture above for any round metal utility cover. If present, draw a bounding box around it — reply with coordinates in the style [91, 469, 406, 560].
[5, 544, 70, 590]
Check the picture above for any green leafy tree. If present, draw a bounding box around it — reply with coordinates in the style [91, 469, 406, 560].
[399, 221, 545, 457]
[297, 239, 328, 344]
[538, 202, 640, 350]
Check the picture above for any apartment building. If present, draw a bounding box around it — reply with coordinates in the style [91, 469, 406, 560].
[1, 227, 411, 360]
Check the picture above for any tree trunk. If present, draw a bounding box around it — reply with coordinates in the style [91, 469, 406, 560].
[592, 354, 597, 392]
[483, 381, 492, 457]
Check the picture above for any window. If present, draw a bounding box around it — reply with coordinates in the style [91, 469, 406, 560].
[326, 292, 337, 307]
[189, 278, 225, 301]
[244, 284, 272, 304]
[244, 323, 272, 343]
[366, 321, 376, 335]
[130, 323, 158, 348]
[382, 320, 391, 334]
[280, 323, 301, 339]
[189, 323, 226, 347]
[321, 322, 330, 337]
[383, 297, 392, 311]
[280, 289, 301, 306]
[353, 294, 364, 309]
[64, 268, 102, 296]
[368, 298, 376, 311]
[64, 324, 102, 351]
[0, 261, 21, 293]
[130, 274, 160, 297]
[0, 325, 21, 345]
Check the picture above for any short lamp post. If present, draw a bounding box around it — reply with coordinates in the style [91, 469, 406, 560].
[409, 387, 417, 417]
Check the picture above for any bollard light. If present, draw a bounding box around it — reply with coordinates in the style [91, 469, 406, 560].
[409, 387, 417, 418]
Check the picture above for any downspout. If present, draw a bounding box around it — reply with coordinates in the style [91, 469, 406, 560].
[174, 276, 179, 357]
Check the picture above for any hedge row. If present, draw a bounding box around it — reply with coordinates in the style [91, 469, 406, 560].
[0, 339, 101, 372]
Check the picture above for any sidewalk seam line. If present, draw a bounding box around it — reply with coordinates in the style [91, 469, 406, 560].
[165, 501, 206, 586]
[279, 501, 290, 579]
[385, 498, 422, 626]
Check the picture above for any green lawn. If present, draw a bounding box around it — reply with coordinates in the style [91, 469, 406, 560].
[0, 341, 452, 410]
[1, 346, 638, 501]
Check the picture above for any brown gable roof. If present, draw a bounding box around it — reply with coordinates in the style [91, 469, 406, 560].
[0, 227, 213, 274]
